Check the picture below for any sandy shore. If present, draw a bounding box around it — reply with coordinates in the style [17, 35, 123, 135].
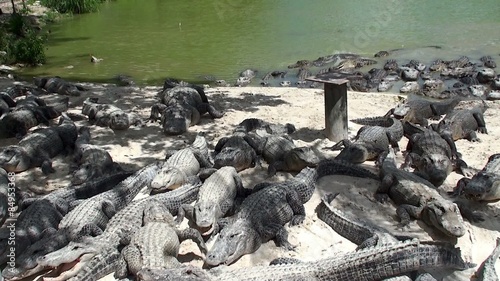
[1, 79, 499, 280]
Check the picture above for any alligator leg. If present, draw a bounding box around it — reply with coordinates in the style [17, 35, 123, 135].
[210, 217, 235, 239]
[40, 157, 56, 175]
[400, 153, 419, 171]
[440, 133, 461, 159]
[199, 103, 224, 119]
[119, 245, 142, 278]
[466, 131, 480, 142]
[177, 228, 207, 254]
[149, 103, 168, 122]
[473, 112, 488, 134]
[453, 158, 475, 178]
[271, 224, 295, 251]
[76, 224, 104, 238]
[175, 204, 194, 224]
[448, 177, 470, 197]
[114, 253, 129, 280]
[386, 131, 401, 152]
[396, 204, 424, 228]
[454, 200, 485, 223]
[286, 191, 306, 226]
[325, 139, 351, 151]
[375, 174, 395, 203]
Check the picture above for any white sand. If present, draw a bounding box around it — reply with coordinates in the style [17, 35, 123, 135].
[2, 82, 500, 280]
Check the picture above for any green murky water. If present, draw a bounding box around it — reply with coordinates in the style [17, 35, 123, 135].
[16, 0, 500, 85]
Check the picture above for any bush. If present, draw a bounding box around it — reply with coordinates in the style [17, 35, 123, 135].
[40, 0, 106, 14]
[0, 14, 46, 65]
[12, 30, 46, 65]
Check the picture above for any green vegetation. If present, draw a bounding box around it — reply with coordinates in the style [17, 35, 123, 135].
[0, 13, 46, 65]
[40, 0, 106, 14]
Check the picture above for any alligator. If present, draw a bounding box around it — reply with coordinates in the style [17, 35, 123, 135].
[176, 166, 247, 235]
[213, 134, 259, 172]
[430, 101, 488, 143]
[205, 167, 317, 266]
[252, 134, 319, 175]
[234, 118, 296, 136]
[0, 113, 77, 174]
[400, 81, 420, 93]
[377, 148, 467, 237]
[82, 97, 143, 130]
[3, 163, 160, 280]
[400, 67, 419, 81]
[3, 84, 49, 100]
[287, 60, 312, 69]
[296, 67, 311, 81]
[480, 55, 497, 69]
[446, 56, 471, 69]
[135, 239, 473, 281]
[317, 193, 402, 249]
[34, 76, 83, 96]
[70, 126, 123, 185]
[115, 201, 207, 279]
[150, 86, 223, 135]
[385, 94, 460, 126]
[384, 59, 399, 71]
[367, 68, 388, 86]
[271, 146, 320, 174]
[312, 54, 341, 67]
[400, 121, 472, 187]
[151, 134, 212, 192]
[328, 117, 403, 164]
[0, 92, 16, 118]
[35, 181, 201, 281]
[112, 74, 135, 86]
[474, 237, 500, 281]
[262, 70, 287, 80]
[403, 60, 427, 72]
[451, 153, 500, 202]
[0, 96, 69, 138]
[332, 57, 377, 71]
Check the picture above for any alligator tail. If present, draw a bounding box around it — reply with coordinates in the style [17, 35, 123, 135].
[350, 116, 393, 127]
[316, 159, 379, 180]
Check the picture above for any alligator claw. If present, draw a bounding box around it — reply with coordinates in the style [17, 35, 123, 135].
[375, 193, 390, 204]
[289, 215, 305, 226]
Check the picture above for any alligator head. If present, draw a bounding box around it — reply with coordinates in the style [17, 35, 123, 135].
[36, 237, 106, 279]
[284, 147, 320, 170]
[414, 153, 453, 187]
[0, 146, 30, 173]
[214, 147, 256, 172]
[2, 231, 71, 280]
[161, 104, 199, 135]
[71, 163, 99, 185]
[109, 111, 131, 130]
[150, 166, 189, 192]
[462, 172, 500, 202]
[205, 220, 261, 266]
[392, 102, 410, 118]
[422, 201, 466, 237]
[336, 143, 384, 164]
[193, 201, 223, 235]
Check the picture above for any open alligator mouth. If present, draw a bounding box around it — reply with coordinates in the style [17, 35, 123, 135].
[41, 253, 94, 281]
[2, 264, 49, 281]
